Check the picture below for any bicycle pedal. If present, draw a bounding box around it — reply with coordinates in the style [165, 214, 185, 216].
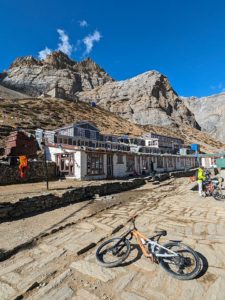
[146, 255, 153, 262]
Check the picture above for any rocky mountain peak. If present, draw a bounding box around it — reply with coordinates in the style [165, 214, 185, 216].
[77, 70, 200, 129]
[0, 52, 112, 98]
[183, 93, 225, 143]
[78, 57, 100, 68]
[10, 56, 41, 68]
[43, 51, 76, 68]
[0, 53, 200, 131]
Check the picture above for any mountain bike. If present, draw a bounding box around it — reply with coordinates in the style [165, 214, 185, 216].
[96, 215, 201, 280]
[202, 177, 224, 200]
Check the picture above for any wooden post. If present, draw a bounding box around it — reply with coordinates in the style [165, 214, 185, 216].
[41, 141, 49, 190]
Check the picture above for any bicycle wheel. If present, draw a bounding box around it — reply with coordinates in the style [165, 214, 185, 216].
[158, 242, 201, 280]
[213, 188, 224, 201]
[96, 237, 131, 268]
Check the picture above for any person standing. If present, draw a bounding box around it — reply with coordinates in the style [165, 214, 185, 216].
[197, 165, 206, 196]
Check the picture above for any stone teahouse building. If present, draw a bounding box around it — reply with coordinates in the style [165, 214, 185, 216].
[36, 121, 196, 180]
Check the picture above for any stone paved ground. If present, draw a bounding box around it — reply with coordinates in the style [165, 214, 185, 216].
[0, 177, 224, 300]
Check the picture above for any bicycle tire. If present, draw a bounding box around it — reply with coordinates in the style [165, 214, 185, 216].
[213, 189, 224, 201]
[96, 237, 131, 268]
[158, 242, 201, 280]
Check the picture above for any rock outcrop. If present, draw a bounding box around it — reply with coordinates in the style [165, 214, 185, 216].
[0, 51, 113, 99]
[77, 71, 200, 129]
[0, 52, 200, 130]
[183, 93, 225, 143]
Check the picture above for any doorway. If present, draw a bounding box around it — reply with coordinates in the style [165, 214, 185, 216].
[58, 153, 75, 176]
[107, 154, 114, 178]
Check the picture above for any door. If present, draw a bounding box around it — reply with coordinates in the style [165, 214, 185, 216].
[58, 153, 75, 176]
[107, 154, 114, 178]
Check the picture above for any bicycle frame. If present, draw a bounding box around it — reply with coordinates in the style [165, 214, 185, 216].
[131, 229, 179, 259]
[115, 228, 179, 261]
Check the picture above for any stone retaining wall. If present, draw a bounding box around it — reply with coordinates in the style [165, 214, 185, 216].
[0, 161, 57, 185]
[0, 169, 195, 222]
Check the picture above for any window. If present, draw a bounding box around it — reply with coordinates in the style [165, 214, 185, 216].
[77, 128, 85, 137]
[117, 154, 124, 164]
[87, 153, 104, 175]
[126, 155, 135, 172]
[167, 157, 173, 167]
[157, 156, 163, 168]
[180, 157, 185, 166]
[186, 158, 191, 166]
[142, 157, 148, 169]
[112, 144, 118, 150]
[90, 131, 96, 139]
[172, 157, 176, 167]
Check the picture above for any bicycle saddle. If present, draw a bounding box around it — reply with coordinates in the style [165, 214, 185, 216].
[154, 230, 167, 236]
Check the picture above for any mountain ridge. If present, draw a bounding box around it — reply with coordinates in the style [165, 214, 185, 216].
[0, 96, 224, 154]
[0, 51, 113, 99]
[77, 70, 200, 130]
[0, 51, 224, 151]
[183, 93, 225, 143]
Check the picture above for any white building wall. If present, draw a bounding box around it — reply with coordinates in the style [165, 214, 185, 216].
[47, 145, 196, 180]
[74, 151, 82, 179]
[113, 154, 127, 177]
[46, 147, 74, 162]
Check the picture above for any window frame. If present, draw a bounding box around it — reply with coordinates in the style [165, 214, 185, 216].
[126, 155, 135, 172]
[117, 154, 124, 164]
[87, 153, 104, 175]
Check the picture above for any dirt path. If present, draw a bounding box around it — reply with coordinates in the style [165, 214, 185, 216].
[0, 177, 224, 300]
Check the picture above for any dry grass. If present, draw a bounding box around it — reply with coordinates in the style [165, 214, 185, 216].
[0, 97, 224, 153]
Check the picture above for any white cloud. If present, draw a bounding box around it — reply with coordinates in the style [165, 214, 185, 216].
[38, 47, 52, 60]
[38, 27, 102, 60]
[79, 20, 88, 27]
[83, 30, 101, 55]
[210, 82, 224, 92]
[38, 29, 73, 59]
[57, 29, 72, 56]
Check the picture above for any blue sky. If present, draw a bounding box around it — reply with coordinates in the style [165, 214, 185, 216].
[1, 0, 225, 97]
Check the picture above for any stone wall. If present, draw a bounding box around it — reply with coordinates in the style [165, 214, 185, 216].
[0, 169, 195, 223]
[0, 177, 145, 222]
[0, 161, 57, 185]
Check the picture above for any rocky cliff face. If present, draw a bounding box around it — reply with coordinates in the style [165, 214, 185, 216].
[0, 51, 113, 99]
[77, 71, 200, 129]
[183, 93, 225, 143]
[0, 52, 200, 130]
